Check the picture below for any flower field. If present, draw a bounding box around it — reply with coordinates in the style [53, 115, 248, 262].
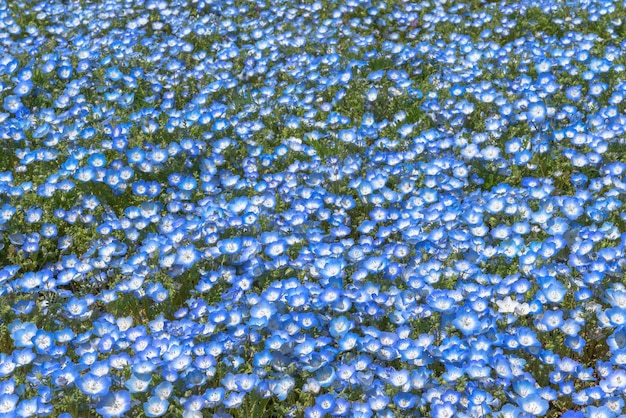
[3, 0, 626, 416]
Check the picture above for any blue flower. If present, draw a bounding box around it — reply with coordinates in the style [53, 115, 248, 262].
[76, 372, 111, 397]
[57, 65, 73, 80]
[431, 402, 456, 418]
[64, 297, 91, 320]
[218, 237, 241, 255]
[316, 366, 336, 388]
[3, 95, 22, 113]
[204, 387, 225, 407]
[14, 80, 33, 97]
[561, 197, 584, 220]
[125, 373, 152, 393]
[542, 281, 567, 304]
[516, 327, 540, 348]
[16, 397, 39, 416]
[222, 392, 245, 409]
[527, 102, 546, 123]
[539, 310, 564, 332]
[452, 310, 481, 336]
[144, 396, 169, 417]
[96, 391, 131, 418]
[517, 393, 549, 416]
[175, 245, 200, 269]
[33, 330, 53, 353]
[329, 316, 353, 338]
[305, 405, 325, 418]
[0, 393, 18, 415]
[271, 376, 295, 401]
[10, 321, 37, 347]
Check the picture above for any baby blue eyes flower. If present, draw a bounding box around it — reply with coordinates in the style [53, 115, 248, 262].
[365, 87, 378, 102]
[0, 393, 19, 414]
[517, 393, 549, 416]
[204, 387, 225, 407]
[218, 238, 241, 255]
[452, 310, 481, 336]
[77, 373, 112, 397]
[3, 95, 22, 113]
[13, 80, 32, 97]
[329, 316, 353, 338]
[272, 376, 295, 401]
[527, 102, 547, 123]
[560, 197, 584, 220]
[64, 297, 91, 319]
[144, 396, 169, 417]
[175, 245, 200, 268]
[125, 373, 152, 393]
[87, 153, 107, 168]
[57, 65, 73, 80]
[96, 391, 131, 417]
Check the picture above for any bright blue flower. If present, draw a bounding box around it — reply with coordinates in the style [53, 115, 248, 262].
[14, 80, 33, 97]
[218, 237, 241, 255]
[144, 396, 169, 417]
[175, 245, 200, 269]
[431, 402, 456, 418]
[33, 330, 53, 353]
[527, 102, 546, 123]
[249, 300, 276, 329]
[0, 393, 18, 415]
[87, 153, 106, 168]
[452, 310, 481, 336]
[16, 396, 39, 416]
[272, 376, 295, 401]
[316, 365, 336, 387]
[329, 316, 353, 338]
[222, 392, 245, 409]
[64, 297, 90, 319]
[125, 373, 152, 393]
[11, 300, 35, 316]
[57, 65, 73, 80]
[204, 387, 225, 407]
[95, 391, 131, 418]
[561, 197, 584, 220]
[305, 405, 325, 418]
[517, 393, 549, 416]
[76, 372, 111, 397]
[539, 310, 564, 332]
[10, 321, 37, 347]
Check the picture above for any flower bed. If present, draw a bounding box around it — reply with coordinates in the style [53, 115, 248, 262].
[1, 0, 626, 416]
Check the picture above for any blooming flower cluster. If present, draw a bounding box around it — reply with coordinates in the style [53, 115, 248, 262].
[2, 0, 626, 416]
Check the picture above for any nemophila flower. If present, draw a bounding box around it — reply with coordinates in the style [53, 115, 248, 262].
[249, 300, 276, 329]
[96, 391, 131, 418]
[0, 393, 18, 414]
[76, 372, 111, 397]
[14, 80, 33, 97]
[203, 387, 225, 408]
[4, 95, 22, 113]
[607, 328, 626, 351]
[144, 396, 169, 417]
[175, 245, 200, 268]
[125, 373, 152, 393]
[272, 376, 295, 401]
[517, 393, 549, 416]
[539, 310, 565, 332]
[10, 321, 37, 348]
[453, 309, 481, 336]
[64, 296, 92, 320]
[431, 401, 456, 418]
[218, 237, 241, 255]
[16, 396, 40, 417]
